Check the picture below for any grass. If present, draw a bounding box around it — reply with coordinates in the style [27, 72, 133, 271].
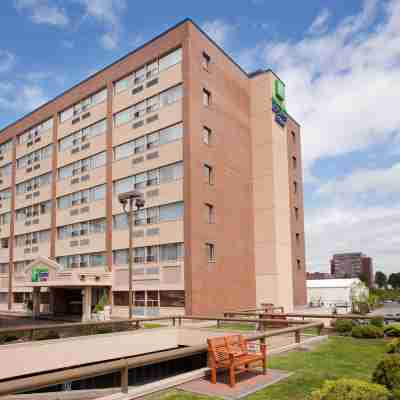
[143, 323, 165, 329]
[211, 323, 257, 331]
[247, 336, 387, 400]
[149, 337, 387, 400]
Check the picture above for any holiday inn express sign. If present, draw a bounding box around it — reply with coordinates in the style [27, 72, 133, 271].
[31, 266, 49, 282]
[272, 79, 288, 128]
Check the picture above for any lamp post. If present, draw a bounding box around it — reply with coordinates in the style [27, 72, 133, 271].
[118, 190, 145, 319]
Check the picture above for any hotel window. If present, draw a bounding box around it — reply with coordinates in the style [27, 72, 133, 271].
[202, 126, 212, 145]
[59, 89, 107, 123]
[296, 233, 300, 245]
[58, 218, 106, 240]
[57, 252, 106, 269]
[293, 180, 298, 194]
[114, 84, 183, 127]
[292, 156, 297, 169]
[58, 152, 106, 180]
[202, 52, 210, 70]
[1, 238, 8, 249]
[16, 145, 52, 169]
[114, 47, 182, 94]
[291, 131, 296, 144]
[0, 263, 8, 274]
[203, 89, 211, 107]
[160, 243, 183, 262]
[206, 243, 216, 263]
[16, 172, 52, 195]
[16, 200, 51, 221]
[14, 260, 32, 273]
[294, 207, 299, 220]
[205, 203, 215, 224]
[17, 118, 53, 145]
[57, 184, 106, 210]
[113, 161, 183, 195]
[297, 259, 301, 270]
[0, 163, 12, 177]
[0, 188, 11, 201]
[204, 164, 214, 185]
[58, 119, 107, 152]
[0, 139, 12, 156]
[15, 229, 50, 247]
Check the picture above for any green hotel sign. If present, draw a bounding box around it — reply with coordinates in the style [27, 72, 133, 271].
[31, 266, 49, 282]
[272, 79, 287, 127]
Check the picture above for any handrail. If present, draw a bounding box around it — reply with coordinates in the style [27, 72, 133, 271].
[224, 311, 400, 322]
[0, 320, 323, 396]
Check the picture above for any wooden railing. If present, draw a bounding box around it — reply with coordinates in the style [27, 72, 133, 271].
[0, 318, 323, 396]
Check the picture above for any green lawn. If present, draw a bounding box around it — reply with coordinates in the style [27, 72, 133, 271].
[149, 337, 387, 400]
[211, 323, 257, 331]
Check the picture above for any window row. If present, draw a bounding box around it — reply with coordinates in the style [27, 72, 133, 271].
[0, 140, 12, 155]
[60, 89, 107, 123]
[58, 152, 106, 180]
[57, 252, 107, 269]
[114, 161, 183, 195]
[0, 263, 8, 274]
[113, 201, 184, 229]
[0, 188, 11, 201]
[16, 172, 52, 195]
[57, 184, 106, 209]
[113, 242, 183, 265]
[114, 84, 183, 127]
[15, 229, 51, 247]
[16, 201, 51, 221]
[58, 218, 106, 239]
[0, 163, 12, 177]
[58, 119, 107, 152]
[114, 48, 182, 94]
[114, 122, 183, 160]
[16, 144, 52, 169]
[17, 118, 53, 145]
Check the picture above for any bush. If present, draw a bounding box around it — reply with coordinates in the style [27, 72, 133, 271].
[333, 319, 354, 334]
[352, 324, 384, 338]
[32, 330, 60, 341]
[387, 338, 400, 354]
[309, 378, 389, 400]
[385, 324, 400, 337]
[372, 355, 400, 392]
[371, 317, 385, 328]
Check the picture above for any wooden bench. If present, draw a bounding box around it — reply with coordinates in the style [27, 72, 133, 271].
[207, 334, 267, 387]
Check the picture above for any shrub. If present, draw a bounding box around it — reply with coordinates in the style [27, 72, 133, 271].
[371, 316, 385, 328]
[372, 355, 400, 392]
[32, 330, 60, 341]
[352, 324, 384, 338]
[387, 338, 400, 354]
[385, 324, 400, 337]
[309, 378, 389, 400]
[333, 319, 354, 334]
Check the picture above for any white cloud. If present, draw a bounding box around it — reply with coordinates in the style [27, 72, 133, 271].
[77, 0, 127, 50]
[238, 0, 400, 180]
[317, 163, 400, 197]
[306, 203, 400, 274]
[14, 0, 69, 26]
[0, 51, 16, 74]
[0, 82, 47, 112]
[202, 19, 235, 48]
[308, 8, 331, 35]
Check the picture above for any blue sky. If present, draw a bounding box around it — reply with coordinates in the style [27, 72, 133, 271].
[1, 0, 400, 275]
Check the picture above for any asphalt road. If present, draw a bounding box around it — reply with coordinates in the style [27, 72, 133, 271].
[369, 302, 400, 317]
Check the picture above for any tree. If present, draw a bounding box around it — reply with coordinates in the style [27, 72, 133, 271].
[388, 273, 400, 290]
[375, 271, 387, 288]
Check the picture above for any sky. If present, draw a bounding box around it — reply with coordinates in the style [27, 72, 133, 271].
[0, 0, 400, 275]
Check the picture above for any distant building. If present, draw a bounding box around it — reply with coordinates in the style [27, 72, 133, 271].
[307, 278, 368, 310]
[306, 272, 333, 280]
[330, 253, 373, 287]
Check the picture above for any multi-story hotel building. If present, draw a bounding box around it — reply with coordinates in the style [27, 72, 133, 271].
[0, 19, 306, 319]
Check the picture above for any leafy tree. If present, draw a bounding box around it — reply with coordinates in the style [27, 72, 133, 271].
[375, 271, 387, 288]
[388, 273, 400, 290]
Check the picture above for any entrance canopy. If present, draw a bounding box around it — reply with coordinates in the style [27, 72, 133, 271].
[15, 256, 112, 288]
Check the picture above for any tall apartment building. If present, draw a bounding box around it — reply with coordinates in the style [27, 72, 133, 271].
[330, 252, 373, 287]
[0, 19, 306, 319]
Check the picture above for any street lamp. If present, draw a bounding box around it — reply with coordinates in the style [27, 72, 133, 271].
[118, 190, 145, 319]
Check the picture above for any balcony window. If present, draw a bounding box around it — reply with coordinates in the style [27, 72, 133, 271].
[205, 203, 215, 224]
[206, 243, 216, 262]
[204, 164, 214, 185]
[202, 52, 210, 70]
[203, 89, 211, 107]
[203, 126, 212, 145]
